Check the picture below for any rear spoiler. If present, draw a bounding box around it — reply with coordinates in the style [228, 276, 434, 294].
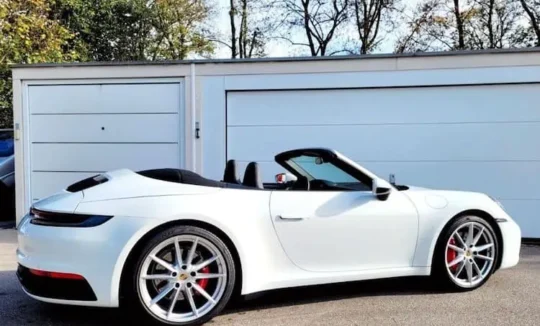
[66, 174, 108, 193]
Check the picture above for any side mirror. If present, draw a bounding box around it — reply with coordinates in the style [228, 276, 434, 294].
[275, 172, 297, 184]
[372, 178, 391, 201]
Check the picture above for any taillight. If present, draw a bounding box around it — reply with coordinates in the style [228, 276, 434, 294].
[29, 268, 85, 280]
[29, 208, 112, 228]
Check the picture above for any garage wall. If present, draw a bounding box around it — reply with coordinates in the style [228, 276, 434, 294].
[27, 81, 183, 201]
[226, 84, 540, 237]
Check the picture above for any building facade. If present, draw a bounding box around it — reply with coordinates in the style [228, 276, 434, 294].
[11, 48, 540, 237]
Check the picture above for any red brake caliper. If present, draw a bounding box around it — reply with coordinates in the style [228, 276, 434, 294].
[447, 238, 457, 271]
[196, 266, 210, 290]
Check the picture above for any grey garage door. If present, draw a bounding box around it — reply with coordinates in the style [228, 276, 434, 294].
[28, 81, 183, 201]
[226, 84, 540, 237]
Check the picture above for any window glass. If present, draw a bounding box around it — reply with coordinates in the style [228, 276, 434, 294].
[289, 155, 359, 183]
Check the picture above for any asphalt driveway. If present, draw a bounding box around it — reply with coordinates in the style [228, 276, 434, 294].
[1, 228, 539, 326]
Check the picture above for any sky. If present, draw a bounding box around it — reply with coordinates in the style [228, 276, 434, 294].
[212, 0, 424, 59]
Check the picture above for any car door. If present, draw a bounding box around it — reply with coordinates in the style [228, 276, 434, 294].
[269, 189, 419, 272]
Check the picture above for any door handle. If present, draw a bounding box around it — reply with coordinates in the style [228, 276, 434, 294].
[277, 215, 305, 221]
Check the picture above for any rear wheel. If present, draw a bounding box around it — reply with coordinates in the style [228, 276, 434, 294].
[128, 226, 236, 325]
[433, 215, 498, 291]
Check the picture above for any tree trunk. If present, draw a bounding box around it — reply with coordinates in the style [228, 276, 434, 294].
[301, 0, 317, 56]
[453, 0, 465, 49]
[519, 0, 540, 46]
[487, 0, 495, 48]
[239, 0, 248, 58]
[229, 0, 237, 58]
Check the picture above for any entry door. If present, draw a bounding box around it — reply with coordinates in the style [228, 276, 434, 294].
[270, 190, 419, 272]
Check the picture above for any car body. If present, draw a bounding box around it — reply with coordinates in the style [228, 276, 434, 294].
[16, 148, 521, 325]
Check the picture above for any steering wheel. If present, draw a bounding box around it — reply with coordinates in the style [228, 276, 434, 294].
[290, 176, 310, 191]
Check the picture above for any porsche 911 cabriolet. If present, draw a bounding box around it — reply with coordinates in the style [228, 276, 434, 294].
[16, 148, 521, 325]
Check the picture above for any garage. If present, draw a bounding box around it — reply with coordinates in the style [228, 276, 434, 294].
[11, 48, 540, 237]
[226, 85, 540, 237]
[26, 81, 183, 201]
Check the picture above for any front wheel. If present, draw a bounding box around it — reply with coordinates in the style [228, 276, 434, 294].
[433, 216, 499, 291]
[128, 225, 236, 325]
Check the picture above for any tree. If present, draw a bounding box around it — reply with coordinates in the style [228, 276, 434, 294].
[0, 0, 76, 128]
[278, 0, 350, 56]
[350, 0, 400, 54]
[395, 0, 522, 53]
[518, 0, 540, 46]
[223, 0, 270, 58]
[49, 0, 214, 61]
[149, 0, 214, 60]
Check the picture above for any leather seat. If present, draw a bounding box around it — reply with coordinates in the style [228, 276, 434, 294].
[222, 160, 240, 184]
[243, 162, 264, 189]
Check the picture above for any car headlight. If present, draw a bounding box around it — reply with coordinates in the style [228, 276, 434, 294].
[489, 196, 505, 210]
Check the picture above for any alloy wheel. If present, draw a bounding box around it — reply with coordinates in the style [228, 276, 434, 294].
[138, 235, 228, 323]
[445, 221, 496, 288]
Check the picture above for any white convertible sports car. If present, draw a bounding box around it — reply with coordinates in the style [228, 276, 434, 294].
[17, 148, 521, 325]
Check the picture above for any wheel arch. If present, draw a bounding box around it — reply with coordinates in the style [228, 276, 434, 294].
[117, 219, 244, 305]
[431, 209, 504, 271]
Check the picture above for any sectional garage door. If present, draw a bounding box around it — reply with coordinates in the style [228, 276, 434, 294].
[227, 84, 540, 237]
[28, 81, 182, 202]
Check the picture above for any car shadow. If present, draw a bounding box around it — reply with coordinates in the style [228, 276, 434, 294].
[0, 269, 446, 325]
[223, 276, 444, 314]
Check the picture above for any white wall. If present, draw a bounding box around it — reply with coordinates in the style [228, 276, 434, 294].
[13, 50, 540, 236]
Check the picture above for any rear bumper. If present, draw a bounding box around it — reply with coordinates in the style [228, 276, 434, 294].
[499, 218, 521, 269]
[17, 214, 153, 307]
[17, 265, 97, 301]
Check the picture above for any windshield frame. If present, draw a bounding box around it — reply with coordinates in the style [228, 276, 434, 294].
[275, 148, 374, 189]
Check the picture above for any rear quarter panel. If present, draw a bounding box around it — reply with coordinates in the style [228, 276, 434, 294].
[75, 188, 294, 303]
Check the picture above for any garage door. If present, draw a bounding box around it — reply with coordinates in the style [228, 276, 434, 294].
[227, 84, 540, 237]
[28, 81, 182, 201]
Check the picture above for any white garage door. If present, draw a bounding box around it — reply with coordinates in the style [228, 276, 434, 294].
[227, 84, 540, 237]
[28, 81, 182, 201]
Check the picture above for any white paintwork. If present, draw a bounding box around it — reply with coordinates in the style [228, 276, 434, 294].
[17, 151, 521, 312]
[31, 172, 96, 201]
[12, 50, 540, 240]
[223, 65, 540, 90]
[31, 144, 180, 172]
[28, 83, 180, 114]
[201, 76, 226, 179]
[226, 85, 540, 237]
[31, 114, 179, 143]
[270, 190, 418, 272]
[25, 80, 183, 203]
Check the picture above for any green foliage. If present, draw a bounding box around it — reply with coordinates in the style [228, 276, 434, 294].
[0, 0, 76, 128]
[0, 0, 214, 128]
[50, 0, 213, 61]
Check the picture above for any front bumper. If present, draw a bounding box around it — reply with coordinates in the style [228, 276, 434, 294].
[498, 217, 521, 269]
[17, 214, 154, 307]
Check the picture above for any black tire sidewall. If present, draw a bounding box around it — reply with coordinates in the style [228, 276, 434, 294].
[433, 215, 499, 291]
[126, 225, 236, 326]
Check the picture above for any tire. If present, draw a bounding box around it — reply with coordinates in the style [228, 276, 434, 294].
[125, 225, 236, 326]
[432, 215, 499, 291]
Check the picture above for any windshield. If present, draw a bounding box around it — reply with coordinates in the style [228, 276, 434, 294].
[286, 155, 370, 190]
[289, 155, 357, 182]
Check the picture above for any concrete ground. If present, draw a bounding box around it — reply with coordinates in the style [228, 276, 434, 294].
[1, 228, 539, 326]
